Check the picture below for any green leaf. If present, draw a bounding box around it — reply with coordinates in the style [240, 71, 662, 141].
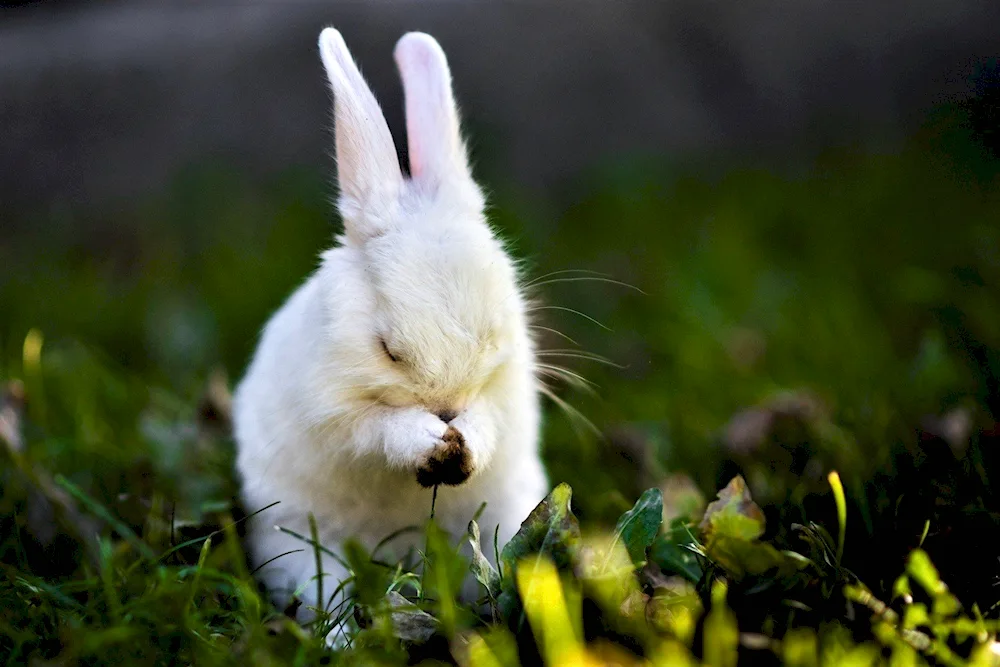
[891, 574, 912, 602]
[421, 520, 470, 637]
[782, 628, 819, 667]
[902, 603, 930, 630]
[699, 475, 765, 542]
[468, 519, 501, 599]
[698, 476, 799, 579]
[499, 483, 581, 580]
[497, 483, 581, 622]
[906, 549, 944, 594]
[906, 549, 961, 617]
[343, 538, 389, 609]
[706, 536, 795, 579]
[703, 580, 738, 667]
[650, 518, 703, 583]
[709, 511, 766, 542]
[610, 487, 663, 566]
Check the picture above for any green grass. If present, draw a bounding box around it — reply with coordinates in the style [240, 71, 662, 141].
[3, 102, 1000, 664]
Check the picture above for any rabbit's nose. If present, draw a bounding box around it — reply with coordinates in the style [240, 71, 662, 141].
[436, 409, 458, 423]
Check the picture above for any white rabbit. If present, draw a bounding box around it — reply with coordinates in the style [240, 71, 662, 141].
[233, 27, 548, 622]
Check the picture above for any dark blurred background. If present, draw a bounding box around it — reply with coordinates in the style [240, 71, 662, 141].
[4, 1, 999, 207]
[3, 0, 1000, 605]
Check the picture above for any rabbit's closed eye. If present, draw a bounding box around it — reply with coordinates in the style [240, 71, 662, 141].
[380, 338, 400, 363]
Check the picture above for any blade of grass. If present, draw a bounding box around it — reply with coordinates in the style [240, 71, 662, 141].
[185, 536, 212, 616]
[220, 511, 250, 581]
[156, 500, 280, 564]
[56, 474, 156, 561]
[309, 512, 323, 615]
[10, 571, 87, 612]
[98, 536, 122, 623]
[827, 471, 847, 565]
[276, 525, 350, 570]
[250, 549, 305, 576]
[371, 525, 421, 560]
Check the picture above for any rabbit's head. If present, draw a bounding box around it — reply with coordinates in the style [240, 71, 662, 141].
[316, 29, 530, 420]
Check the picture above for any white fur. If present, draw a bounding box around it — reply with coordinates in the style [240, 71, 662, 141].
[233, 28, 547, 621]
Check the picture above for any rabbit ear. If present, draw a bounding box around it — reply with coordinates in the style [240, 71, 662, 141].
[319, 28, 403, 237]
[394, 32, 471, 188]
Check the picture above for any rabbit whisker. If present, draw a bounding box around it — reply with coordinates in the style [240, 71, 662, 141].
[527, 305, 612, 332]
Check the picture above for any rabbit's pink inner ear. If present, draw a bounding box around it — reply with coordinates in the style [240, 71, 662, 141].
[401, 46, 439, 181]
[319, 28, 403, 224]
[395, 32, 467, 185]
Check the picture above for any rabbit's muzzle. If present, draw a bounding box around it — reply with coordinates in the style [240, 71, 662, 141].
[416, 426, 472, 487]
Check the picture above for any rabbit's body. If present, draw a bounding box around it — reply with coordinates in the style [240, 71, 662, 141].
[233, 28, 547, 616]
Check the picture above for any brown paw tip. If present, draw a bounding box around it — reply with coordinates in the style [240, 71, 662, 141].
[441, 425, 464, 447]
[416, 427, 473, 487]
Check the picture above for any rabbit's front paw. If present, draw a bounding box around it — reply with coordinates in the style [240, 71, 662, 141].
[416, 426, 472, 487]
